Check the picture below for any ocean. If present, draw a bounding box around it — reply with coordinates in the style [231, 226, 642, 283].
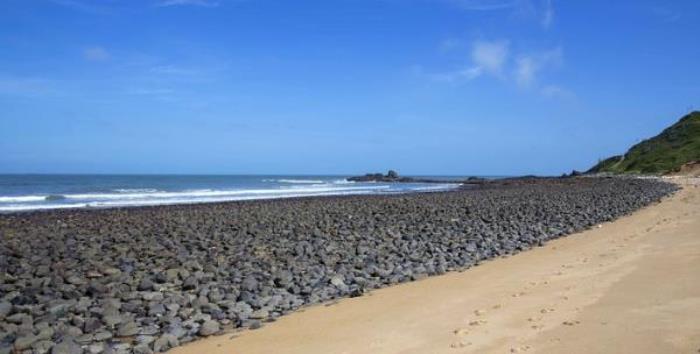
[0, 174, 465, 212]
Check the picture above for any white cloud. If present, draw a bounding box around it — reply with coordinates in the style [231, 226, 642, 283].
[439, 38, 463, 52]
[0, 77, 56, 97]
[83, 47, 110, 62]
[515, 57, 536, 87]
[430, 67, 483, 82]
[449, 0, 557, 29]
[514, 47, 562, 88]
[427, 39, 508, 82]
[150, 65, 199, 76]
[157, 0, 219, 7]
[540, 84, 574, 100]
[541, 0, 554, 28]
[426, 40, 569, 98]
[471, 39, 510, 77]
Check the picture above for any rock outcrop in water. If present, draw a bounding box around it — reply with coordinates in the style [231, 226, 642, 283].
[0, 178, 678, 353]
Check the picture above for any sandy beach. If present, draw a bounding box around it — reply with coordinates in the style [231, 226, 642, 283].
[170, 177, 700, 354]
[0, 178, 683, 353]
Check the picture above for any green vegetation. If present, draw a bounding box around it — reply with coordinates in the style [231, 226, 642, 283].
[588, 111, 700, 174]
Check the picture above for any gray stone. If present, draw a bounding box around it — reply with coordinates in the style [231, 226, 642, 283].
[86, 343, 104, 354]
[198, 320, 220, 336]
[92, 331, 112, 341]
[51, 340, 82, 354]
[166, 324, 187, 339]
[139, 325, 160, 336]
[136, 335, 156, 345]
[133, 343, 154, 354]
[241, 276, 258, 291]
[182, 276, 198, 291]
[102, 315, 124, 327]
[117, 321, 140, 337]
[330, 276, 346, 288]
[148, 303, 166, 316]
[165, 269, 180, 282]
[13, 334, 38, 350]
[31, 340, 55, 354]
[36, 327, 54, 341]
[153, 333, 179, 352]
[66, 275, 86, 286]
[138, 278, 155, 291]
[5, 313, 29, 324]
[142, 292, 163, 302]
[83, 317, 102, 333]
[0, 302, 12, 319]
[249, 320, 263, 330]
[250, 309, 269, 320]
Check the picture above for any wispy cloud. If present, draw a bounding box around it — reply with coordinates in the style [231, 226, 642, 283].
[125, 88, 178, 101]
[0, 76, 57, 97]
[471, 40, 510, 77]
[541, 0, 554, 29]
[429, 67, 483, 82]
[428, 39, 509, 82]
[83, 47, 110, 62]
[448, 0, 557, 29]
[156, 0, 219, 7]
[448, 0, 518, 11]
[650, 6, 681, 23]
[424, 38, 571, 98]
[438, 38, 464, 52]
[126, 88, 175, 96]
[149, 65, 199, 76]
[540, 84, 574, 100]
[514, 47, 562, 88]
[49, 0, 112, 14]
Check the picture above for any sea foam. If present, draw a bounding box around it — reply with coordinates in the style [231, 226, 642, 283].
[0, 177, 460, 212]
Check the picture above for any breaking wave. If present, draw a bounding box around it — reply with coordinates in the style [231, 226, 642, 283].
[0, 179, 460, 212]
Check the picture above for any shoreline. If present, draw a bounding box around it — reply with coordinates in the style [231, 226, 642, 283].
[171, 177, 700, 353]
[0, 181, 466, 215]
[0, 175, 651, 215]
[0, 178, 678, 353]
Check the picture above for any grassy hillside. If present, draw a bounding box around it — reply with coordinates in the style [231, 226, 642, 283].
[588, 111, 700, 174]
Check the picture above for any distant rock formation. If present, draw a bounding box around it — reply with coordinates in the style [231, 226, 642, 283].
[347, 171, 481, 184]
[347, 170, 414, 182]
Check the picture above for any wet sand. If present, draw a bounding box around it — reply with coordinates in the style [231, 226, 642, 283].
[170, 177, 700, 354]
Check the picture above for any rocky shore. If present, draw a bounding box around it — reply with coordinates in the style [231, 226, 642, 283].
[0, 178, 678, 354]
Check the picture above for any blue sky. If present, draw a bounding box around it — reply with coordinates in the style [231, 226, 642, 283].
[1, 0, 698, 175]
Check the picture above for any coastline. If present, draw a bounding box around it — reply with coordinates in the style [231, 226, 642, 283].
[0, 175, 465, 214]
[170, 177, 700, 353]
[0, 177, 679, 353]
[0, 183, 465, 216]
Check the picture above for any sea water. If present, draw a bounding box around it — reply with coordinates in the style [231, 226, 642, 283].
[0, 174, 465, 212]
